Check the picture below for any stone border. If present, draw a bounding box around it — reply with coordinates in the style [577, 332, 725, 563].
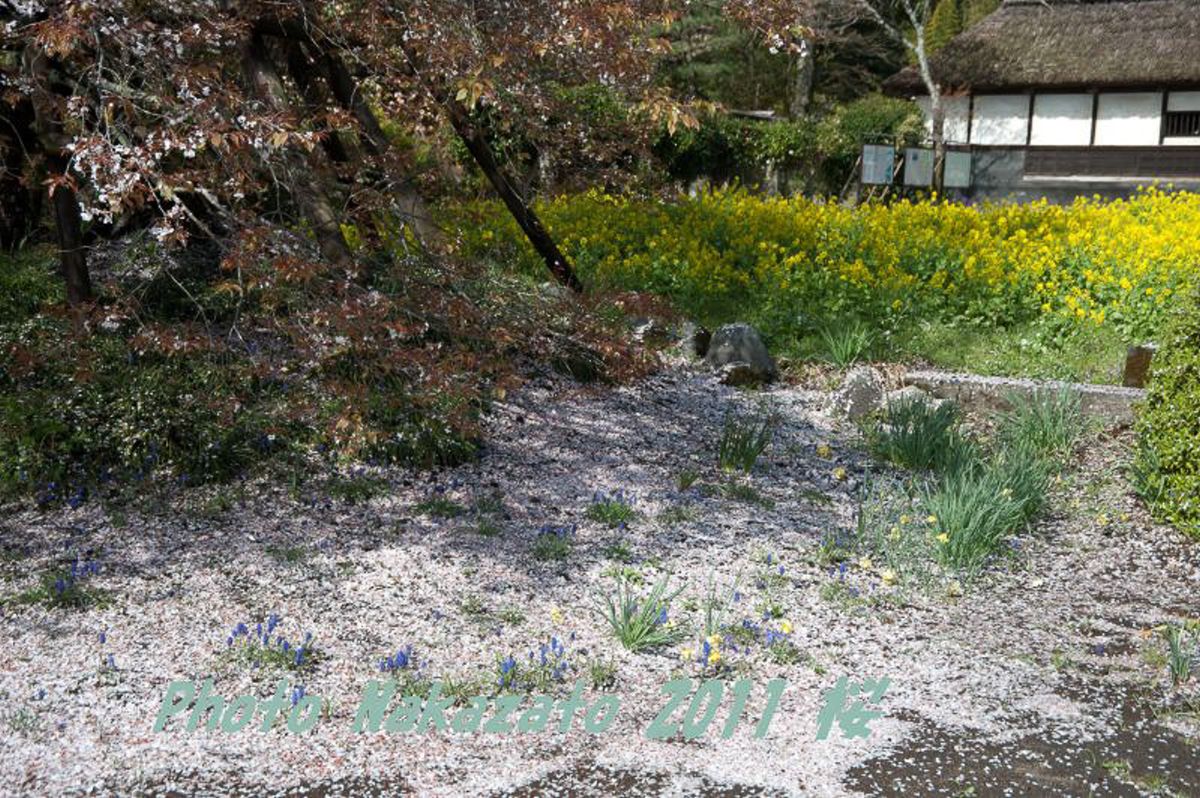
[903, 370, 1145, 424]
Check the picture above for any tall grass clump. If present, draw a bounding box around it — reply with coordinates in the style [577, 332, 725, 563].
[998, 388, 1082, 463]
[717, 408, 775, 473]
[866, 387, 1080, 575]
[592, 575, 686, 652]
[868, 397, 967, 473]
[820, 321, 874, 367]
[927, 442, 1051, 573]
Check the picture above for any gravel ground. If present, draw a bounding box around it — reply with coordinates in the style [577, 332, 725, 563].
[0, 360, 1197, 797]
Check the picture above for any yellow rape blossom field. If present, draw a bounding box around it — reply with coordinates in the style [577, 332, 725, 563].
[453, 187, 1200, 380]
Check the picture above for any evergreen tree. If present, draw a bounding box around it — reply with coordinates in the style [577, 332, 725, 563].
[926, 0, 964, 53]
[962, 0, 1001, 29]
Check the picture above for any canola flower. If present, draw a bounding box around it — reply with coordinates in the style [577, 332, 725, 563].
[456, 187, 1200, 342]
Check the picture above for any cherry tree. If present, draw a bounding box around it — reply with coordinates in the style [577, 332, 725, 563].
[0, 0, 685, 303]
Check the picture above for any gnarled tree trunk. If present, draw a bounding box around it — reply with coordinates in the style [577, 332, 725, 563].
[243, 34, 355, 269]
[26, 51, 93, 305]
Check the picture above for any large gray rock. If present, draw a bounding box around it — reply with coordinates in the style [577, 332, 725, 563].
[704, 323, 777, 384]
[830, 366, 885, 420]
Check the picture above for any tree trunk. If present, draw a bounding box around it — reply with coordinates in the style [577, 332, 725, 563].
[25, 51, 93, 304]
[243, 34, 354, 268]
[912, 30, 946, 192]
[442, 97, 582, 293]
[789, 38, 815, 120]
[320, 52, 445, 250]
[930, 95, 946, 192]
[284, 42, 355, 165]
[49, 170, 93, 306]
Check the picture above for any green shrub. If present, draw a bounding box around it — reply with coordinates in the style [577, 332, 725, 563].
[0, 249, 61, 323]
[1135, 288, 1200, 537]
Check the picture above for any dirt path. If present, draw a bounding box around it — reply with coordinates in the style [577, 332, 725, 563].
[0, 364, 1196, 797]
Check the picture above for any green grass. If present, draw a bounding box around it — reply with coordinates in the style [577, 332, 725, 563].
[926, 442, 1050, 573]
[868, 396, 967, 472]
[593, 575, 686, 652]
[890, 320, 1126, 385]
[718, 408, 775, 473]
[414, 496, 465, 518]
[658, 504, 700, 525]
[326, 473, 390, 504]
[532, 530, 572, 561]
[998, 388, 1083, 463]
[721, 481, 775, 508]
[266, 544, 309, 565]
[1162, 622, 1198, 685]
[474, 491, 505, 516]
[475, 517, 502, 536]
[605, 540, 634, 562]
[820, 320, 874, 367]
[4, 565, 110, 610]
[586, 494, 636, 527]
[676, 468, 700, 491]
[586, 657, 619, 690]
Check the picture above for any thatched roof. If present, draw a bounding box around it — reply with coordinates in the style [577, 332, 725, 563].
[884, 0, 1200, 95]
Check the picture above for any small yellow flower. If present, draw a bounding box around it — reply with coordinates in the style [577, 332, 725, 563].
[858, 556, 873, 571]
[936, 533, 950, 544]
[899, 514, 911, 525]
[832, 467, 848, 482]
[880, 568, 897, 586]
[681, 646, 695, 662]
[707, 650, 722, 666]
[816, 443, 833, 459]
[550, 606, 565, 624]
[1096, 513, 1109, 526]
[888, 526, 901, 541]
[925, 514, 937, 524]
[780, 620, 794, 635]
[946, 579, 963, 597]
[706, 634, 721, 647]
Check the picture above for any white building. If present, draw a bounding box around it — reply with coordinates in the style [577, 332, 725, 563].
[885, 0, 1200, 201]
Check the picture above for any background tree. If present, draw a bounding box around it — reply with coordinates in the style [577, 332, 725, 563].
[926, 0, 963, 54]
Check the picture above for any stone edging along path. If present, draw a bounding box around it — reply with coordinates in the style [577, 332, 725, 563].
[903, 370, 1146, 424]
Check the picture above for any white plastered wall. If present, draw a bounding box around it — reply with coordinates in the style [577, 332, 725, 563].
[1030, 94, 1093, 146]
[1094, 92, 1162, 145]
[971, 95, 1030, 145]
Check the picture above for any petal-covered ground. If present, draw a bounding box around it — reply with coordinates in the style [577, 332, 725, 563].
[0, 364, 1197, 797]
